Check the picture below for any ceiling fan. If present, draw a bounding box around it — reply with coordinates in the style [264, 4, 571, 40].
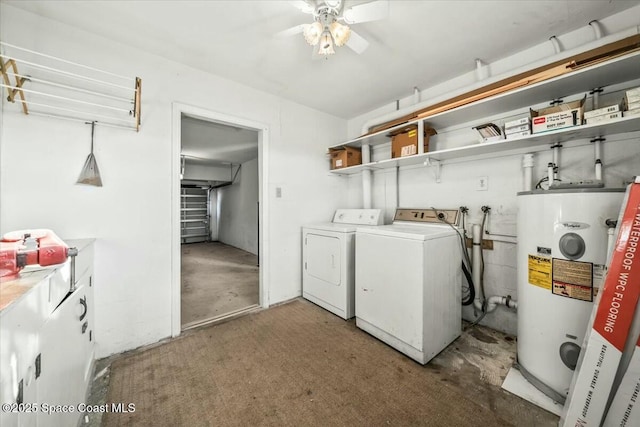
[279, 0, 389, 57]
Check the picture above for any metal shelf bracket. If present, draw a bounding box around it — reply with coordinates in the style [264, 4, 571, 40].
[424, 158, 442, 183]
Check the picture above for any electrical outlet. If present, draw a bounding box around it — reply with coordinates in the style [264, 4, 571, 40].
[477, 176, 488, 191]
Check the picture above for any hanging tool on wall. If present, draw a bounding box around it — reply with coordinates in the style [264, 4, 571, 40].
[77, 121, 103, 187]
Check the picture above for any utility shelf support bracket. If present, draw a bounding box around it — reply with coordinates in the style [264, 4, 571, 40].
[424, 158, 442, 183]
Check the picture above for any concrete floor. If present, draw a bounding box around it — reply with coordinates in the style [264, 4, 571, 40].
[84, 306, 558, 426]
[181, 241, 259, 328]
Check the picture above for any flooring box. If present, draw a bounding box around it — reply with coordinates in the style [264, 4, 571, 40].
[329, 146, 361, 170]
[504, 116, 530, 130]
[584, 102, 623, 120]
[530, 96, 585, 134]
[603, 334, 640, 427]
[586, 112, 623, 125]
[389, 125, 437, 158]
[561, 180, 640, 427]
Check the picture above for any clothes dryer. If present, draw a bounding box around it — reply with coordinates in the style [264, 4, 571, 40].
[302, 209, 384, 319]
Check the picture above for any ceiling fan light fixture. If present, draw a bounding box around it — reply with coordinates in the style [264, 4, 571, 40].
[303, 21, 323, 45]
[330, 21, 351, 47]
[318, 30, 335, 55]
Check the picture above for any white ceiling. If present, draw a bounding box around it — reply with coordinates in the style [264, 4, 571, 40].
[181, 115, 258, 166]
[7, 0, 640, 119]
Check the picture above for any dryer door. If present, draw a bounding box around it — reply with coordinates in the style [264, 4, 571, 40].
[305, 233, 341, 286]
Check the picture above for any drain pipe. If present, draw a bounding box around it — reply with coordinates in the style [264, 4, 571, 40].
[594, 138, 603, 181]
[606, 219, 618, 265]
[362, 144, 372, 208]
[472, 220, 518, 314]
[486, 295, 518, 312]
[413, 87, 420, 104]
[522, 154, 534, 192]
[472, 224, 485, 311]
[552, 143, 561, 182]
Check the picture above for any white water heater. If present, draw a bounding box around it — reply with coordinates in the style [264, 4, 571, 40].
[516, 188, 624, 403]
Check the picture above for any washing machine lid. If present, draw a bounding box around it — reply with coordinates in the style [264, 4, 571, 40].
[356, 224, 457, 241]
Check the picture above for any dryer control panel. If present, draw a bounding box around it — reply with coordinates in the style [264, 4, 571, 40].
[393, 208, 460, 225]
[333, 209, 384, 225]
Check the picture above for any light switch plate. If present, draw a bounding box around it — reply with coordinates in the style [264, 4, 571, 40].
[477, 176, 488, 191]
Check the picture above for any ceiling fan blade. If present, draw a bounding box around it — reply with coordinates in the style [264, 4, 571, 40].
[343, 0, 389, 24]
[275, 24, 307, 38]
[289, 0, 316, 14]
[346, 30, 369, 54]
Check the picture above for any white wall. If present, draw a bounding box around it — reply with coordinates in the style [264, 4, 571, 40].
[218, 158, 259, 255]
[345, 7, 640, 335]
[0, 4, 347, 357]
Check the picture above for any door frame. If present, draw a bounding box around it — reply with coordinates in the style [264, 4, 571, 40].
[171, 102, 270, 337]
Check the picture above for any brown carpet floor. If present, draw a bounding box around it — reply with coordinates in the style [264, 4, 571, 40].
[104, 299, 557, 426]
[181, 242, 259, 327]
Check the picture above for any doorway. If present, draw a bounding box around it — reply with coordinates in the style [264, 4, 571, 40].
[171, 104, 269, 336]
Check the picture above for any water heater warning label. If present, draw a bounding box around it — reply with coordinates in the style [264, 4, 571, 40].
[528, 255, 551, 290]
[552, 258, 593, 301]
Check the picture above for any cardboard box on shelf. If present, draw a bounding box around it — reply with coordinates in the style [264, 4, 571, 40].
[389, 125, 437, 158]
[623, 108, 640, 118]
[627, 86, 640, 98]
[586, 111, 623, 124]
[504, 116, 530, 129]
[505, 123, 531, 135]
[531, 96, 585, 134]
[473, 123, 504, 143]
[626, 88, 640, 105]
[584, 102, 623, 119]
[626, 100, 640, 112]
[505, 130, 531, 139]
[329, 146, 361, 170]
[560, 180, 640, 427]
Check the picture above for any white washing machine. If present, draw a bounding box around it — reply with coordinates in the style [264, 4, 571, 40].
[355, 208, 462, 364]
[302, 209, 384, 319]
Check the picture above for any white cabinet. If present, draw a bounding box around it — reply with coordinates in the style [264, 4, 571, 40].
[37, 277, 93, 427]
[0, 239, 94, 427]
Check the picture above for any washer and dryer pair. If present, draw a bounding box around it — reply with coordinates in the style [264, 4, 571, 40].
[302, 208, 462, 365]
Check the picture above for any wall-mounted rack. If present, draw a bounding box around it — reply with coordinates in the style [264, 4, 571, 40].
[0, 42, 141, 131]
[328, 48, 640, 176]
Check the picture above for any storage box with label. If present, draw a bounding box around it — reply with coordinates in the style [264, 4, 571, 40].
[586, 111, 623, 124]
[329, 146, 361, 170]
[584, 101, 622, 119]
[504, 116, 531, 130]
[389, 125, 437, 158]
[530, 96, 585, 134]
